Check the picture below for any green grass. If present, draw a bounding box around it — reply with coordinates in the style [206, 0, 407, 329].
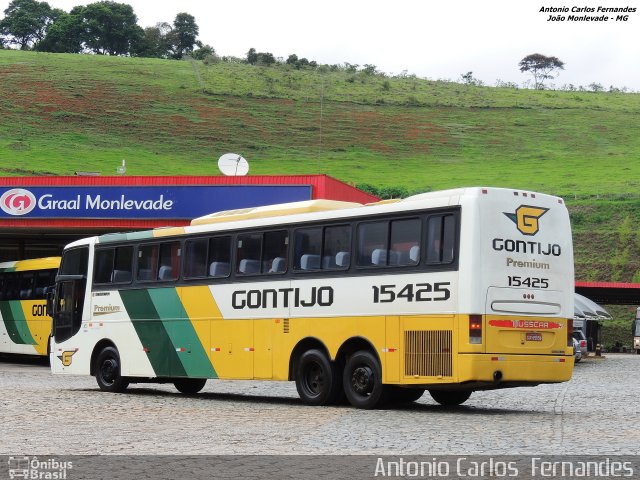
[1, 50, 639, 198]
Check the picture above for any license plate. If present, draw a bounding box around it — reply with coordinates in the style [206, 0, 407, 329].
[526, 332, 543, 342]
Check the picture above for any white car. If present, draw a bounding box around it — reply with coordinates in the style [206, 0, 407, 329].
[572, 331, 588, 358]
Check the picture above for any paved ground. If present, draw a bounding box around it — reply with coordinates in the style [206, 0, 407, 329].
[0, 354, 638, 455]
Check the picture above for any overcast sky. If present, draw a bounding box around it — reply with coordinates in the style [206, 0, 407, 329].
[2, 0, 638, 89]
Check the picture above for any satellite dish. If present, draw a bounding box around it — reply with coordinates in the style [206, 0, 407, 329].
[218, 153, 249, 176]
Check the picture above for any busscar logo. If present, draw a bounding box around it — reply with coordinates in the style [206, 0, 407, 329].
[0, 189, 36, 216]
[503, 205, 549, 236]
[57, 349, 78, 367]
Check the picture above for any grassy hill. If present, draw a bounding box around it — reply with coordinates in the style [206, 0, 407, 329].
[1, 49, 639, 292]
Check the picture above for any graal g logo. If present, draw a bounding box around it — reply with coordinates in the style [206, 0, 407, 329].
[57, 350, 78, 367]
[0, 189, 36, 216]
[504, 205, 549, 236]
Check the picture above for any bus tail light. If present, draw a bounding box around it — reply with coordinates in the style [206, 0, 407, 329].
[469, 314, 482, 344]
[567, 318, 573, 346]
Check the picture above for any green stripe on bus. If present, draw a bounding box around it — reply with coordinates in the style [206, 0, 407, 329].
[147, 288, 216, 379]
[119, 289, 186, 378]
[0, 267, 16, 272]
[0, 301, 36, 345]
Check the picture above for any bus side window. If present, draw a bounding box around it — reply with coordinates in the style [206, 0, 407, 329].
[95, 247, 133, 285]
[426, 214, 457, 264]
[294, 228, 322, 271]
[112, 246, 133, 283]
[390, 218, 422, 266]
[264, 230, 288, 274]
[5, 272, 19, 300]
[208, 236, 231, 278]
[94, 249, 115, 284]
[184, 238, 208, 278]
[137, 244, 158, 281]
[19, 272, 35, 299]
[236, 233, 262, 275]
[323, 225, 351, 270]
[158, 242, 180, 281]
[34, 270, 55, 298]
[357, 222, 388, 267]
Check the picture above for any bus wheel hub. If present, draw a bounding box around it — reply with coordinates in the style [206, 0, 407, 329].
[101, 359, 116, 382]
[351, 366, 374, 394]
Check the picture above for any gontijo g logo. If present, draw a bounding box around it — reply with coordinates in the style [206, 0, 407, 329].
[503, 205, 549, 236]
[0, 188, 36, 216]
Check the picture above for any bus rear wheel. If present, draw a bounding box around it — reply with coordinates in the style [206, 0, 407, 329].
[343, 350, 390, 409]
[429, 389, 471, 406]
[95, 346, 129, 393]
[174, 378, 207, 394]
[295, 349, 343, 406]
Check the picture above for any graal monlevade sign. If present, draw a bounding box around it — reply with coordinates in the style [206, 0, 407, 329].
[0, 185, 311, 219]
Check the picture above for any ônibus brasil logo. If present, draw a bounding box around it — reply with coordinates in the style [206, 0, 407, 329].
[0, 188, 36, 216]
[503, 205, 549, 236]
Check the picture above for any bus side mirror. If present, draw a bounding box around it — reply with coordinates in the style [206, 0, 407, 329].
[45, 286, 55, 317]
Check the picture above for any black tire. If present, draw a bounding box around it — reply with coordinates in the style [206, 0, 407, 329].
[343, 350, 390, 409]
[390, 387, 425, 404]
[429, 389, 471, 406]
[95, 346, 129, 393]
[174, 378, 207, 394]
[295, 349, 343, 406]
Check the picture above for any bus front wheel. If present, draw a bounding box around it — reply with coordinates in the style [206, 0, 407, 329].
[95, 346, 129, 393]
[429, 389, 471, 406]
[343, 350, 390, 409]
[295, 349, 343, 406]
[174, 378, 207, 394]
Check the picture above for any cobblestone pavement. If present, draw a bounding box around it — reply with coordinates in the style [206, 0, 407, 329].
[1, 354, 638, 455]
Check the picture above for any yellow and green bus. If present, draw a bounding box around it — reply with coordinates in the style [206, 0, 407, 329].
[49, 187, 575, 408]
[0, 257, 60, 357]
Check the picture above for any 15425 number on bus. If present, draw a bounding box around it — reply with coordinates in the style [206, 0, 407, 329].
[372, 282, 451, 303]
[507, 276, 549, 288]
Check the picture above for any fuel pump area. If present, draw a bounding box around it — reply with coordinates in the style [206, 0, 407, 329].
[0, 175, 378, 261]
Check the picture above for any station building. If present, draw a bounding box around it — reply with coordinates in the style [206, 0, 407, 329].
[0, 175, 378, 261]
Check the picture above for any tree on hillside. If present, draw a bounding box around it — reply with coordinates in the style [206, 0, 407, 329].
[133, 21, 172, 58]
[37, 10, 83, 53]
[286, 54, 298, 66]
[0, 0, 57, 49]
[246, 47, 258, 65]
[168, 12, 198, 59]
[518, 53, 564, 89]
[191, 42, 215, 61]
[245, 48, 275, 66]
[72, 1, 143, 56]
